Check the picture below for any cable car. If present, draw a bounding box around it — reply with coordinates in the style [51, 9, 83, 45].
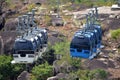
[88, 24, 102, 48]
[11, 9, 48, 64]
[86, 29, 101, 57]
[12, 36, 38, 63]
[89, 8, 102, 48]
[24, 33, 41, 52]
[75, 29, 100, 58]
[70, 7, 102, 59]
[93, 24, 102, 48]
[75, 30, 96, 53]
[32, 27, 48, 44]
[28, 30, 45, 48]
[70, 33, 94, 59]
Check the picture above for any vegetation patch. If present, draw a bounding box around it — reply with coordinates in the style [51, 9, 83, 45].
[31, 62, 53, 80]
[0, 55, 25, 80]
[76, 69, 108, 80]
[111, 29, 120, 39]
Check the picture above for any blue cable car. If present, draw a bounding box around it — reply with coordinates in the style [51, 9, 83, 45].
[70, 7, 102, 59]
[89, 9, 102, 48]
[89, 25, 102, 48]
[75, 30, 96, 53]
[76, 29, 101, 57]
[70, 22, 102, 59]
[70, 33, 94, 59]
[86, 29, 101, 57]
[87, 29, 99, 48]
[93, 24, 102, 48]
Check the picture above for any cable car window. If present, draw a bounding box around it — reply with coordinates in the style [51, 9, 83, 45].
[70, 43, 90, 50]
[71, 37, 90, 45]
[70, 37, 90, 50]
[15, 41, 33, 50]
[18, 51, 34, 54]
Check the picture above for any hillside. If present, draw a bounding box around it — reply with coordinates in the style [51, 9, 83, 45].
[0, 0, 120, 80]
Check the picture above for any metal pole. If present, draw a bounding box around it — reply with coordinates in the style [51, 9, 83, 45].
[27, 12, 32, 29]
[17, 16, 22, 32]
[95, 7, 98, 20]
[82, 14, 88, 34]
[32, 9, 37, 27]
[86, 14, 89, 28]
[91, 10, 95, 25]
[88, 12, 92, 29]
[25, 15, 30, 29]
[22, 15, 28, 30]
[57, 0, 60, 17]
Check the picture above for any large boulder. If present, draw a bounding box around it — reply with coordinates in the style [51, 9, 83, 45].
[4, 18, 18, 31]
[17, 71, 29, 80]
[0, 16, 5, 30]
[0, 31, 17, 55]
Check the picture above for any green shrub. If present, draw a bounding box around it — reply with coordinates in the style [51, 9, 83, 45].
[111, 29, 120, 39]
[0, 55, 25, 80]
[52, 40, 70, 55]
[76, 69, 107, 80]
[88, 69, 107, 80]
[70, 58, 81, 69]
[31, 62, 53, 80]
[76, 70, 90, 80]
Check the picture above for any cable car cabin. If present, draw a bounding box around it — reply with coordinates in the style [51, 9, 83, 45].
[26, 31, 44, 48]
[75, 30, 100, 58]
[89, 24, 102, 48]
[85, 29, 101, 56]
[24, 33, 43, 50]
[70, 33, 94, 59]
[32, 27, 48, 44]
[87, 29, 100, 48]
[93, 24, 102, 48]
[75, 31, 96, 52]
[30, 30, 45, 47]
[12, 37, 38, 64]
[86, 30, 99, 49]
[33, 27, 48, 44]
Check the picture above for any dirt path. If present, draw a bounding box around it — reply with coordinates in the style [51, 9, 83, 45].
[66, 6, 120, 15]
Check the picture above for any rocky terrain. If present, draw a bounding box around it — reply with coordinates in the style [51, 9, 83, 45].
[0, 0, 120, 80]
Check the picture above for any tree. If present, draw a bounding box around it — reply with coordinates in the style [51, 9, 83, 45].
[32, 62, 53, 80]
[70, 58, 81, 69]
[0, 55, 13, 80]
[0, 55, 25, 80]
